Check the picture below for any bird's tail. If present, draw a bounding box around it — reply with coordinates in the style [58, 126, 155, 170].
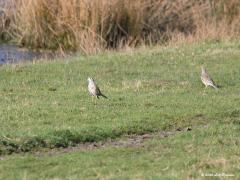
[212, 84, 218, 90]
[101, 93, 108, 98]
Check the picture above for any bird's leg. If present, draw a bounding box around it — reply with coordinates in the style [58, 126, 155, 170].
[94, 96, 97, 105]
[203, 86, 207, 95]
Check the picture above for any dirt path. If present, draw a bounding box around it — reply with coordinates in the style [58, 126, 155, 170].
[34, 126, 198, 158]
[0, 125, 208, 160]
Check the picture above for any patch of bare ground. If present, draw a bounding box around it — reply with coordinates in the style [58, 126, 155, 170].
[0, 125, 209, 160]
[33, 125, 206, 158]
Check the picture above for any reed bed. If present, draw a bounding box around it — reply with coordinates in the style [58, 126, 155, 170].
[1, 0, 239, 54]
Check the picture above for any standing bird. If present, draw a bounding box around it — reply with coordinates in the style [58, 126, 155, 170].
[87, 77, 108, 99]
[200, 66, 218, 89]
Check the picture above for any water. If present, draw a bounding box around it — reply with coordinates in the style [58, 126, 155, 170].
[0, 45, 55, 64]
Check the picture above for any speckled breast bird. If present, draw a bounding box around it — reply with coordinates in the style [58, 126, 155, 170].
[87, 77, 107, 99]
[200, 66, 218, 89]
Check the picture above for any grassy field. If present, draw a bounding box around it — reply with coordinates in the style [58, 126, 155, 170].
[0, 41, 240, 179]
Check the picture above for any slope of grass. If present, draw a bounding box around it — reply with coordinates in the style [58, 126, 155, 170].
[0, 41, 240, 178]
[0, 41, 240, 154]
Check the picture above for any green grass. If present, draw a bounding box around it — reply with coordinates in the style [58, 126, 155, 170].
[0, 41, 240, 178]
[0, 122, 239, 179]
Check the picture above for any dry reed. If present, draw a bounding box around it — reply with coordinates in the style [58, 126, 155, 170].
[1, 0, 239, 54]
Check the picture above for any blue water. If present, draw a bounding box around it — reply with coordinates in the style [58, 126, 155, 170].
[0, 45, 54, 64]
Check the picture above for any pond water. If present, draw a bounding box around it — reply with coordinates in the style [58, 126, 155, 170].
[0, 45, 55, 65]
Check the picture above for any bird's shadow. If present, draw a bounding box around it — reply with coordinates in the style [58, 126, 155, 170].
[216, 85, 223, 88]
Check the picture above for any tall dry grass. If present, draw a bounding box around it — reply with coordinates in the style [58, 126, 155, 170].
[2, 0, 240, 54]
[169, 0, 240, 44]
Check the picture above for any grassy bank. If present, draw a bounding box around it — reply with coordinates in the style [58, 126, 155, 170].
[0, 40, 240, 155]
[0, 41, 240, 178]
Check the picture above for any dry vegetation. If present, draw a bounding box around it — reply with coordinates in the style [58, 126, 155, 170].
[1, 0, 240, 54]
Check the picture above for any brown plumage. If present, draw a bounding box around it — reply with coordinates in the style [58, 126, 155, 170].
[87, 77, 107, 99]
[200, 66, 218, 89]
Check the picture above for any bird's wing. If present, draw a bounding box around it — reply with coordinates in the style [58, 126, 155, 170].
[96, 86, 102, 95]
[205, 73, 216, 85]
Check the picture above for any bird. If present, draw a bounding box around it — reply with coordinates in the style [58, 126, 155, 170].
[87, 77, 107, 99]
[200, 66, 218, 89]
